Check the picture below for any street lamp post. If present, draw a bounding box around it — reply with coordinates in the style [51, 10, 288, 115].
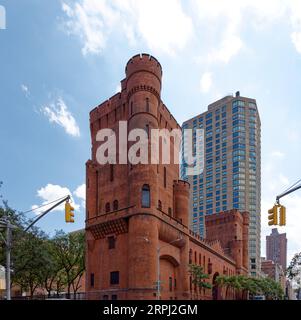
[156, 237, 182, 300]
[0, 217, 16, 301]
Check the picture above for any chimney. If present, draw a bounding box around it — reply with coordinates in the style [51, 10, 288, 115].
[236, 91, 240, 97]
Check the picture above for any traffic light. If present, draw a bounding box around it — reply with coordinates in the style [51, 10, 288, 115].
[279, 205, 286, 226]
[65, 201, 74, 223]
[268, 205, 278, 226]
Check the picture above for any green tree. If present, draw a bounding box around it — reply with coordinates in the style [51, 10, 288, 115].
[216, 275, 284, 300]
[188, 264, 212, 299]
[216, 275, 243, 299]
[11, 228, 49, 298]
[52, 230, 85, 298]
[287, 252, 301, 299]
[40, 239, 66, 298]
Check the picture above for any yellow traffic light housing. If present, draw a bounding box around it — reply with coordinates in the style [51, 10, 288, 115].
[65, 201, 75, 223]
[279, 205, 286, 226]
[268, 205, 278, 226]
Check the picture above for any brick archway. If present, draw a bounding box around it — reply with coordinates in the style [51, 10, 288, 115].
[160, 254, 180, 267]
[212, 272, 221, 300]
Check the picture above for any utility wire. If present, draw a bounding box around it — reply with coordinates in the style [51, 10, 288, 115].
[20, 195, 70, 214]
[281, 178, 301, 195]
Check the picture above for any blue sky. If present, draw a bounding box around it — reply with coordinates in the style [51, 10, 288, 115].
[0, 0, 301, 262]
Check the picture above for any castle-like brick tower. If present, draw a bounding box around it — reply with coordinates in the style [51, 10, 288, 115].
[85, 54, 249, 300]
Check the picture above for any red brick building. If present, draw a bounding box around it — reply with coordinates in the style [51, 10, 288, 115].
[85, 54, 249, 300]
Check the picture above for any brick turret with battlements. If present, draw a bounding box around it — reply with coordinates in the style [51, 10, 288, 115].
[85, 54, 249, 300]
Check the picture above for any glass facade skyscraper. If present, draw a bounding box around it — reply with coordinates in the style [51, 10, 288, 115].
[181, 92, 261, 276]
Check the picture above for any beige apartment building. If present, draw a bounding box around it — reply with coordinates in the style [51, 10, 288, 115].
[181, 92, 261, 276]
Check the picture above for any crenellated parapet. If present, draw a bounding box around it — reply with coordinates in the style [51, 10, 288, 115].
[125, 53, 162, 84]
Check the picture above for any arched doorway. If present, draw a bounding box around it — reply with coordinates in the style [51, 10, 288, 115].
[212, 272, 220, 300]
[159, 255, 179, 300]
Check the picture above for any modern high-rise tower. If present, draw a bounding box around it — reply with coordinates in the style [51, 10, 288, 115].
[181, 92, 261, 276]
[266, 228, 287, 272]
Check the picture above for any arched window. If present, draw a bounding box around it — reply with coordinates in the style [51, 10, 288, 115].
[105, 202, 110, 213]
[146, 98, 150, 113]
[189, 249, 192, 264]
[113, 200, 118, 211]
[141, 184, 150, 208]
[158, 200, 162, 210]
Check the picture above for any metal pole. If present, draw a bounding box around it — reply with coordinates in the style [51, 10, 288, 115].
[5, 221, 11, 300]
[24, 195, 70, 232]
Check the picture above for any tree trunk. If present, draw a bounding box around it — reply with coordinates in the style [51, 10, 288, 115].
[67, 283, 71, 299]
[225, 286, 229, 300]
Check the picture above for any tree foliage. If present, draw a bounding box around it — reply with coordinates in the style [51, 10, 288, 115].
[188, 263, 212, 299]
[0, 183, 85, 298]
[52, 230, 85, 297]
[216, 275, 284, 300]
[287, 252, 301, 298]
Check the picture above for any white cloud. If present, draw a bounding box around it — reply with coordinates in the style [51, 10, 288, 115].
[133, 0, 193, 55]
[271, 151, 285, 159]
[194, 0, 301, 62]
[41, 98, 80, 137]
[61, 0, 193, 56]
[32, 183, 79, 215]
[73, 183, 86, 208]
[290, 0, 301, 54]
[21, 84, 30, 97]
[286, 129, 300, 142]
[209, 34, 243, 64]
[200, 72, 212, 93]
[291, 31, 301, 54]
[61, 0, 301, 58]
[115, 83, 121, 93]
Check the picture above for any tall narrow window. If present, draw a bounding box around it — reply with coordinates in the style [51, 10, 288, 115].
[110, 271, 119, 285]
[164, 167, 167, 188]
[96, 171, 99, 215]
[110, 164, 114, 182]
[168, 207, 172, 216]
[131, 102, 133, 115]
[141, 184, 150, 208]
[158, 200, 162, 210]
[146, 98, 150, 113]
[113, 200, 118, 211]
[105, 202, 110, 213]
[108, 236, 116, 249]
[90, 273, 95, 288]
